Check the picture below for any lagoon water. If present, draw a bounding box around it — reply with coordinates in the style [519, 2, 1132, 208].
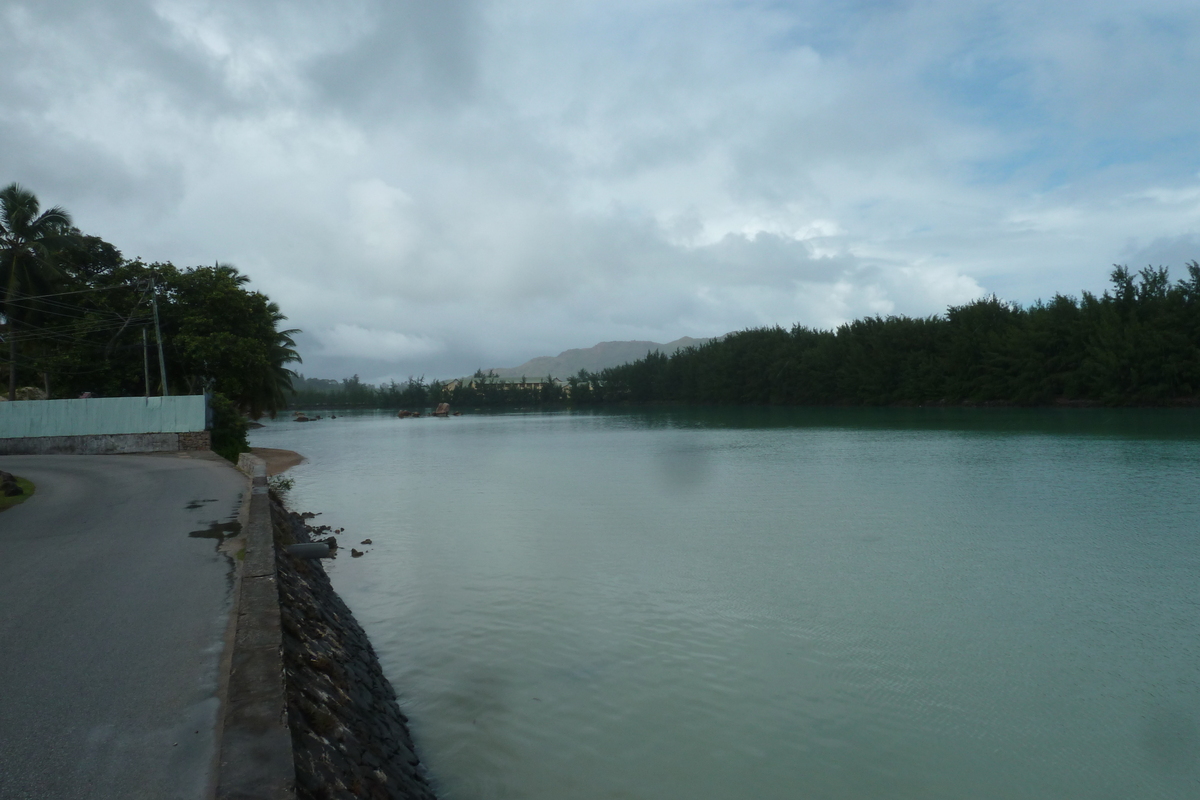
[251, 408, 1200, 799]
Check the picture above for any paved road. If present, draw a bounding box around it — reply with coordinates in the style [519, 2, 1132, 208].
[0, 453, 246, 800]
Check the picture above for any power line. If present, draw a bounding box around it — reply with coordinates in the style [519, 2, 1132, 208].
[1, 299, 129, 322]
[0, 316, 154, 345]
[3, 284, 145, 314]
[2, 285, 129, 302]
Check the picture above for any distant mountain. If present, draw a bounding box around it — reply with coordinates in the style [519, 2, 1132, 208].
[486, 336, 714, 379]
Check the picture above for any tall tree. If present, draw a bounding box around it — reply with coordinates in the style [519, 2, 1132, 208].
[0, 183, 73, 399]
[163, 262, 301, 417]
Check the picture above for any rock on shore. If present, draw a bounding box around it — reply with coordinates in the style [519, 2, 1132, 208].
[272, 496, 437, 800]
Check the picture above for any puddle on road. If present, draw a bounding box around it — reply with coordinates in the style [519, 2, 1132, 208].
[185, 498, 220, 510]
[188, 520, 242, 550]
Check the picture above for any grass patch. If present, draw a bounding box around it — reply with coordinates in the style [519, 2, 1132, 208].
[0, 477, 36, 512]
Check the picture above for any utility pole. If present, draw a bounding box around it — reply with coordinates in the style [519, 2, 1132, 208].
[150, 275, 169, 396]
[142, 327, 151, 397]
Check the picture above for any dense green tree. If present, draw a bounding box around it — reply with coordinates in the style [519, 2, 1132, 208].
[576, 265, 1200, 408]
[15, 253, 300, 425]
[0, 183, 74, 399]
[2, 196, 300, 466]
[161, 263, 301, 417]
[247, 264, 1200, 413]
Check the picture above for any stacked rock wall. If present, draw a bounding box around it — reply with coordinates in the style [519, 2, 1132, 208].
[271, 496, 437, 800]
[179, 430, 212, 450]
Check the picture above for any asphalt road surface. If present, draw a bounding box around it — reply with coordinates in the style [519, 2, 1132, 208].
[0, 452, 246, 800]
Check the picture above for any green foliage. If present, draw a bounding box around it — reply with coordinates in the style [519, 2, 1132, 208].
[220, 262, 1200, 413]
[160, 262, 300, 417]
[2, 183, 302, 464]
[1, 182, 75, 399]
[209, 391, 249, 462]
[268, 475, 295, 495]
[290, 265, 1200, 412]
[3, 206, 300, 416]
[291, 371, 569, 410]
[574, 264, 1200, 408]
[291, 374, 434, 408]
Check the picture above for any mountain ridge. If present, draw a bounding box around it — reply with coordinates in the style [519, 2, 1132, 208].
[484, 336, 714, 379]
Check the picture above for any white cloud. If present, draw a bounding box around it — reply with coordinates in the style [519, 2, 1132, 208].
[2, 0, 1199, 378]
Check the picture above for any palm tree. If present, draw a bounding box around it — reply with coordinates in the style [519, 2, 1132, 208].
[261, 301, 302, 417]
[0, 183, 73, 400]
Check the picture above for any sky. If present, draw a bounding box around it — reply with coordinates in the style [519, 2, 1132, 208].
[3, 0, 1199, 382]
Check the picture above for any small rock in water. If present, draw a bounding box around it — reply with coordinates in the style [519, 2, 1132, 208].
[351, 548, 364, 558]
[360, 538, 372, 545]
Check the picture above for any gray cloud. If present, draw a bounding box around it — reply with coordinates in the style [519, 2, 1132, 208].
[2, 0, 1198, 382]
[309, 0, 483, 114]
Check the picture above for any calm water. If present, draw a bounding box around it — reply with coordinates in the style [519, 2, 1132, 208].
[251, 408, 1200, 799]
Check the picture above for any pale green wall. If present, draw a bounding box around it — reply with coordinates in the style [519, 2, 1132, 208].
[0, 395, 207, 438]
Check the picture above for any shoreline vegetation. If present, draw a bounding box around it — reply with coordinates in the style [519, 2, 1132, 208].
[1, 183, 301, 464]
[291, 265, 1200, 411]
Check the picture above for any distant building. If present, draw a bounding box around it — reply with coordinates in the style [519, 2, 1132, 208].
[444, 375, 565, 393]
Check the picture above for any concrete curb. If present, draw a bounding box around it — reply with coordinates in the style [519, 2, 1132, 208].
[216, 454, 295, 799]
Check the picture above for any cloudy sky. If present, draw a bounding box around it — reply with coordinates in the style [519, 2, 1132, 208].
[4, 1, 1199, 381]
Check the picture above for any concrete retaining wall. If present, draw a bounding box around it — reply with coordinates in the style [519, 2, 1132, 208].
[0, 430, 212, 455]
[218, 453, 437, 799]
[0, 395, 211, 455]
[0, 395, 207, 438]
[218, 454, 296, 800]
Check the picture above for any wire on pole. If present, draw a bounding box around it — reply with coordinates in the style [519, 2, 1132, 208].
[150, 274, 169, 396]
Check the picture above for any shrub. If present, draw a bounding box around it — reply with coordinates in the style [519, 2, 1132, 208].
[209, 391, 249, 462]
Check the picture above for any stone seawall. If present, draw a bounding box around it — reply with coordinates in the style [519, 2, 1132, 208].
[270, 495, 438, 800]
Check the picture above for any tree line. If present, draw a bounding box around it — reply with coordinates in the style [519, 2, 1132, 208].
[1, 183, 300, 459]
[290, 371, 567, 409]
[581, 265, 1200, 406]
[295, 265, 1200, 411]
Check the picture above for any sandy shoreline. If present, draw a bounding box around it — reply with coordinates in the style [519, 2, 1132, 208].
[250, 447, 305, 476]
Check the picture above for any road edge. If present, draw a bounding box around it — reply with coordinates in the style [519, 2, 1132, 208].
[215, 453, 296, 799]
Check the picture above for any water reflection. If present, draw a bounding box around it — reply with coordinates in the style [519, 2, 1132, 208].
[617, 405, 1200, 439]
